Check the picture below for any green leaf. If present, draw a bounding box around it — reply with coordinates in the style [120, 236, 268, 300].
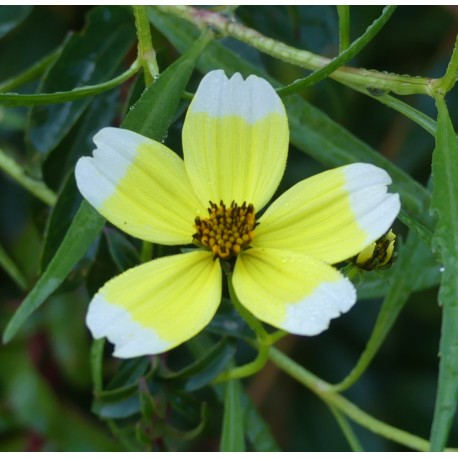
[122, 29, 212, 138]
[429, 96, 458, 451]
[2, 201, 105, 344]
[149, 9, 432, 237]
[242, 391, 281, 451]
[335, 230, 431, 391]
[161, 339, 236, 392]
[27, 6, 136, 156]
[105, 228, 140, 272]
[220, 378, 246, 452]
[0, 242, 27, 290]
[0, 6, 32, 39]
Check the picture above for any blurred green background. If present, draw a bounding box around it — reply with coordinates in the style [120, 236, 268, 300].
[0, 5, 457, 451]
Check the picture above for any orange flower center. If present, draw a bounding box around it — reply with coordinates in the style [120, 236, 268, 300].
[193, 201, 256, 260]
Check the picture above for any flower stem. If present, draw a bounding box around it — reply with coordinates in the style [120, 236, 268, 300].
[133, 5, 159, 86]
[0, 60, 141, 107]
[268, 346, 434, 451]
[156, 5, 435, 97]
[0, 47, 61, 93]
[337, 6, 351, 53]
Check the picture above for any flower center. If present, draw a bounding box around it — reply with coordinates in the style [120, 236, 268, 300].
[193, 201, 256, 260]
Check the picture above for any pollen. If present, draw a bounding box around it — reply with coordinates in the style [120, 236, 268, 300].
[193, 201, 256, 260]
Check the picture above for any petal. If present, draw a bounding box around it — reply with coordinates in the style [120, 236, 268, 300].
[233, 248, 356, 336]
[253, 163, 400, 264]
[87, 250, 221, 358]
[75, 127, 206, 245]
[183, 70, 289, 211]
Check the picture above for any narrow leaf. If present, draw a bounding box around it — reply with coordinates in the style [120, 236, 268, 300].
[122, 29, 212, 138]
[3, 201, 105, 343]
[220, 378, 245, 452]
[0, 6, 32, 39]
[429, 96, 458, 451]
[0, 243, 27, 290]
[27, 6, 135, 156]
[335, 230, 431, 391]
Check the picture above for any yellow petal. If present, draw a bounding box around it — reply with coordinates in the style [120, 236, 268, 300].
[183, 70, 289, 211]
[75, 127, 206, 245]
[86, 250, 221, 358]
[253, 163, 400, 264]
[233, 248, 356, 336]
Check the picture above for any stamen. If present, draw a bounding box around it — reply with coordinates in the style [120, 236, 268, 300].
[193, 200, 256, 260]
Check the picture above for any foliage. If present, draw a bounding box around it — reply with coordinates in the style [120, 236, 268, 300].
[0, 5, 457, 451]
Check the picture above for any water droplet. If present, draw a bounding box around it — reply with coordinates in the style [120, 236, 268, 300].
[439, 266, 445, 273]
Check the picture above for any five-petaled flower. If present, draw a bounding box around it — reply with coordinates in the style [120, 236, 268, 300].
[75, 70, 400, 358]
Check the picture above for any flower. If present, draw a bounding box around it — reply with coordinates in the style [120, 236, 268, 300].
[75, 70, 400, 358]
[353, 229, 397, 271]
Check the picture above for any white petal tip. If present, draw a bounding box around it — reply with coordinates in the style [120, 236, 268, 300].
[190, 70, 285, 123]
[282, 278, 356, 336]
[86, 294, 170, 358]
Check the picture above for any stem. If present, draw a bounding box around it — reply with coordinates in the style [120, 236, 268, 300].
[337, 6, 350, 53]
[156, 5, 435, 97]
[133, 6, 159, 86]
[329, 405, 364, 451]
[268, 346, 433, 451]
[0, 148, 56, 205]
[213, 343, 269, 383]
[140, 241, 153, 263]
[0, 59, 141, 107]
[277, 6, 397, 96]
[0, 47, 61, 93]
[433, 33, 458, 94]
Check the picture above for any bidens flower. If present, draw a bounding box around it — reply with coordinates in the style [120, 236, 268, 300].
[75, 70, 400, 358]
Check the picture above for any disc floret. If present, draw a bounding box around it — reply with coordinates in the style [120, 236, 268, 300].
[193, 201, 256, 259]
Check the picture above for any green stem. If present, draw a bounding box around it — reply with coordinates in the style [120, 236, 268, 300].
[0, 47, 61, 93]
[140, 241, 153, 263]
[156, 5, 435, 96]
[329, 405, 364, 451]
[0, 148, 56, 205]
[213, 343, 269, 383]
[133, 6, 159, 86]
[337, 6, 350, 53]
[268, 346, 434, 451]
[277, 6, 396, 96]
[0, 59, 141, 107]
[433, 34, 458, 94]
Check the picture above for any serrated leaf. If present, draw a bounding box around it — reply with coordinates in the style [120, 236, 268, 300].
[3, 201, 105, 344]
[429, 96, 458, 451]
[0, 6, 32, 40]
[27, 6, 135, 156]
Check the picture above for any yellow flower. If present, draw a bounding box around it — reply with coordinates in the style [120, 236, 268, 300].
[75, 70, 400, 358]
